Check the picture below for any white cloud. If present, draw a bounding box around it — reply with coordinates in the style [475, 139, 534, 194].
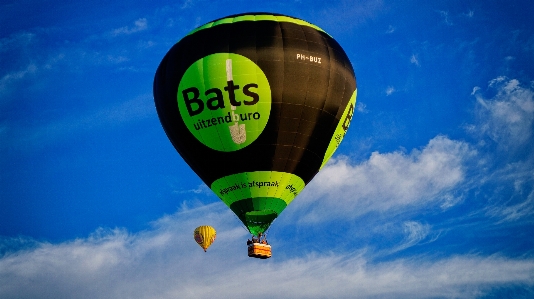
[180, 0, 195, 9]
[1, 204, 532, 299]
[356, 102, 368, 113]
[0, 64, 37, 94]
[465, 77, 534, 224]
[496, 189, 534, 222]
[0, 54, 65, 102]
[386, 86, 395, 95]
[111, 18, 148, 36]
[106, 54, 129, 63]
[438, 10, 453, 25]
[0, 32, 35, 53]
[410, 54, 420, 66]
[397, 221, 431, 251]
[471, 77, 534, 149]
[173, 183, 212, 195]
[291, 136, 474, 222]
[483, 160, 534, 222]
[0, 33, 37, 98]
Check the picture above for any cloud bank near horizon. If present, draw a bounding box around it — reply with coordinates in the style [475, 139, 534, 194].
[1, 203, 533, 299]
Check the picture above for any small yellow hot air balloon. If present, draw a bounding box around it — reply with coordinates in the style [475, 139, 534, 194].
[193, 225, 216, 252]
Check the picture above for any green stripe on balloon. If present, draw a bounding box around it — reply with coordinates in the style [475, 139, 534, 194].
[211, 171, 305, 206]
[188, 14, 327, 36]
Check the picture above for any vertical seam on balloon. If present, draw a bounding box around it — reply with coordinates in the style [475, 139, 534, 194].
[266, 170, 276, 213]
[324, 38, 337, 157]
[314, 33, 333, 170]
[238, 172, 251, 223]
[327, 71, 346, 156]
[280, 22, 300, 174]
[280, 22, 300, 172]
[194, 56, 207, 148]
[321, 34, 332, 114]
[213, 54, 229, 151]
[277, 20, 289, 174]
[336, 73, 349, 130]
[221, 32, 232, 152]
[293, 24, 312, 165]
[251, 40, 260, 147]
[204, 55, 225, 151]
[225, 173, 239, 210]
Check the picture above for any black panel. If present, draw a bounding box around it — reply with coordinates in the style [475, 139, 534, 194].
[300, 106, 321, 122]
[280, 103, 303, 120]
[297, 119, 316, 137]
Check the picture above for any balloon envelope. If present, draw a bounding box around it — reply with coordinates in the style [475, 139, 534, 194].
[194, 225, 217, 252]
[154, 13, 357, 236]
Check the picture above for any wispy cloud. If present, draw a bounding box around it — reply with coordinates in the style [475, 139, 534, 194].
[356, 102, 368, 113]
[6, 94, 154, 151]
[0, 19, 149, 104]
[483, 160, 534, 223]
[0, 32, 35, 53]
[0, 64, 37, 95]
[470, 77, 534, 150]
[1, 204, 532, 299]
[0, 33, 45, 97]
[438, 10, 453, 26]
[397, 221, 432, 251]
[495, 190, 534, 222]
[173, 183, 212, 195]
[180, 0, 195, 9]
[111, 18, 148, 36]
[410, 54, 420, 66]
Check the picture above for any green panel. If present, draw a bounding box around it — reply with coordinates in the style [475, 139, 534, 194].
[211, 171, 305, 234]
[230, 198, 286, 236]
[254, 15, 278, 22]
[177, 53, 272, 152]
[213, 18, 234, 26]
[233, 15, 256, 22]
[211, 171, 305, 206]
[243, 211, 278, 236]
[230, 197, 287, 217]
[187, 13, 327, 36]
[320, 89, 358, 169]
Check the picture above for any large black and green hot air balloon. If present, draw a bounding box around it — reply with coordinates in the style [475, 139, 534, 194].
[154, 13, 357, 237]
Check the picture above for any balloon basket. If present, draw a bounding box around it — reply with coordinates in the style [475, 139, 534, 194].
[248, 243, 272, 259]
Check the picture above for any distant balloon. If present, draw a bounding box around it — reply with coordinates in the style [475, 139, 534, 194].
[194, 225, 217, 252]
[154, 13, 357, 237]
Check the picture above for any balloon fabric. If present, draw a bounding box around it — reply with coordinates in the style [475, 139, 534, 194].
[194, 225, 217, 252]
[154, 13, 357, 236]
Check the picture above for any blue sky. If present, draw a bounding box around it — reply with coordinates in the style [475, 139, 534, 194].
[1, 0, 533, 298]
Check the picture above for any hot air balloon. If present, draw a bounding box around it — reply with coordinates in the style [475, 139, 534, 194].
[194, 225, 217, 252]
[154, 13, 357, 258]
